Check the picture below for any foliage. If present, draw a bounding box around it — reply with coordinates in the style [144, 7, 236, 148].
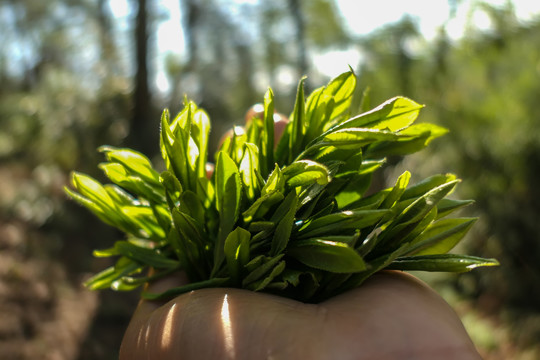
[65, 70, 497, 302]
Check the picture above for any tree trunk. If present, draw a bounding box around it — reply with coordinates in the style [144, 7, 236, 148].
[287, 0, 308, 78]
[130, 0, 154, 154]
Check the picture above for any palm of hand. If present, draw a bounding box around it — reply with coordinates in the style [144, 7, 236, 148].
[120, 271, 480, 360]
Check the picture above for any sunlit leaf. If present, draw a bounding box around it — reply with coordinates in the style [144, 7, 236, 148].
[387, 254, 500, 272]
[287, 239, 366, 273]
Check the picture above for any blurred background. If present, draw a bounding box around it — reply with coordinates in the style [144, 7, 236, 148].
[0, 0, 539, 358]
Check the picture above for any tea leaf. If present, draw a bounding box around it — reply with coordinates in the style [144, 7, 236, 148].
[406, 218, 477, 256]
[298, 209, 388, 239]
[114, 241, 179, 269]
[387, 254, 500, 272]
[270, 191, 298, 255]
[283, 160, 330, 188]
[287, 239, 366, 273]
[289, 77, 307, 163]
[260, 88, 275, 178]
[224, 227, 251, 284]
[214, 152, 242, 274]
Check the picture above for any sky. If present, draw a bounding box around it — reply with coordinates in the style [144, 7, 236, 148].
[109, 0, 540, 91]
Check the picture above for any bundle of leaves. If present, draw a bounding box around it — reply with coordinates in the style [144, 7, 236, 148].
[65, 70, 498, 302]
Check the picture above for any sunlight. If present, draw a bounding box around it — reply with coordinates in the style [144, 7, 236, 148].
[220, 294, 236, 358]
[160, 303, 178, 350]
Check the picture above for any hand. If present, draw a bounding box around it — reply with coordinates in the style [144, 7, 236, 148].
[119, 271, 480, 359]
[120, 106, 480, 359]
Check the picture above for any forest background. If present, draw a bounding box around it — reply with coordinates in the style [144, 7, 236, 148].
[1, 0, 539, 359]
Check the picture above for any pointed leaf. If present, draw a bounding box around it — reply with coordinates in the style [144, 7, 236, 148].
[387, 254, 499, 272]
[287, 239, 366, 273]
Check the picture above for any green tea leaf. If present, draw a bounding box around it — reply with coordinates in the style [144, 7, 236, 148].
[121, 205, 166, 240]
[304, 87, 334, 147]
[224, 227, 251, 284]
[178, 190, 205, 226]
[298, 209, 388, 239]
[401, 174, 457, 200]
[287, 239, 366, 273]
[406, 218, 477, 256]
[366, 123, 448, 158]
[242, 191, 284, 223]
[84, 257, 142, 290]
[436, 198, 475, 219]
[289, 77, 307, 163]
[214, 151, 242, 274]
[70, 172, 116, 212]
[387, 254, 500, 272]
[99, 146, 160, 185]
[191, 109, 211, 179]
[270, 191, 298, 255]
[338, 96, 423, 132]
[115, 241, 179, 269]
[243, 254, 285, 286]
[261, 88, 275, 178]
[261, 164, 285, 195]
[161, 110, 196, 191]
[239, 143, 261, 202]
[248, 260, 286, 291]
[381, 171, 411, 209]
[323, 69, 356, 121]
[283, 160, 330, 188]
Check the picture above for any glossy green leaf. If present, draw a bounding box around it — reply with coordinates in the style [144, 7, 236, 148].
[121, 205, 166, 240]
[407, 218, 477, 256]
[70, 172, 116, 211]
[304, 87, 334, 147]
[260, 88, 275, 178]
[401, 174, 457, 200]
[381, 171, 411, 209]
[287, 239, 366, 273]
[224, 227, 251, 284]
[323, 69, 356, 121]
[248, 260, 286, 291]
[366, 123, 448, 158]
[84, 257, 142, 290]
[261, 164, 285, 195]
[178, 190, 205, 225]
[191, 109, 211, 178]
[289, 77, 307, 163]
[283, 160, 330, 187]
[270, 191, 298, 255]
[328, 96, 423, 134]
[114, 241, 179, 269]
[213, 151, 242, 274]
[99, 146, 160, 185]
[298, 209, 388, 239]
[161, 109, 195, 191]
[376, 181, 459, 253]
[436, 198, 475, 219]
[387, 254, 500, 272]
[242, 191, 284, 223]
[239, 143, 261, 202]
[243, 254, 284, 286]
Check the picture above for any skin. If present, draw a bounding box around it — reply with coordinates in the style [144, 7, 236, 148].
[120, 271, 481, 360]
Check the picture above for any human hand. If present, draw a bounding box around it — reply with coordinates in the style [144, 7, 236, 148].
[120, 105, 480, 360]
[119, 271, 480, 360]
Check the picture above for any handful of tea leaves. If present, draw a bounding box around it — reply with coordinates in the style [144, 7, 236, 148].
[65, 70, 498, 302]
